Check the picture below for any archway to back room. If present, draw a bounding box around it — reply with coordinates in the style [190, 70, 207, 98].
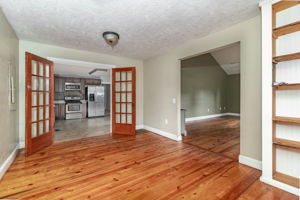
[180, 42, 241, 160]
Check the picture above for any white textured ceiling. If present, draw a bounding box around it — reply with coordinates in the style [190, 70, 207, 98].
[0, 0, 259, 59]
[211, 43, 240, 75]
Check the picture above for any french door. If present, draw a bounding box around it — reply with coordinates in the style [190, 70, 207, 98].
[112, 67, 136, 135]
[25, 52, 54, 156]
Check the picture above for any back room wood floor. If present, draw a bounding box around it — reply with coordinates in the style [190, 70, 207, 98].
[183, 116, 240, 160]
[0, 129, 297, 199]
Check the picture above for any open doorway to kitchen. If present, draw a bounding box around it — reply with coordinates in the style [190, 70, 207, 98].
[51, 57, 114, 142]
[180, 42, 241, 160]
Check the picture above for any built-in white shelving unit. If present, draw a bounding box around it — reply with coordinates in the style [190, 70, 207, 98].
[261, 0, 300, 196]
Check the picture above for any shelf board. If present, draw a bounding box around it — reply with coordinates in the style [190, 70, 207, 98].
[273, 52, 300, 63]
[273, 172, 300, 188]
[273, 138, 300, 149]
[273, 83, 300, 90]
[273, 1, 300, 13]
[273, 116, 300, 125]
[273, 21, 300, 38]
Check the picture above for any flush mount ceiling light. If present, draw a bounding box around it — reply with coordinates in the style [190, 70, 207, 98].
[103, 31, 120, 48]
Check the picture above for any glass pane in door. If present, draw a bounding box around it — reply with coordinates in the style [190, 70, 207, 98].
[45, 79, 50, 91]
[45, 64, 50, 77]
[127, 114, 132, 124]
[116, 114, 120, 123]
[121, 114, 126, 123]
[115, 72, 120, 81]
[115, 83, 120, 92]
[127, 103, 132, 113]
[32, 77, 38, 90]
[39, 78, 44, 90]
[121, 72, 127, 81]
[121, 103, 126, 113]
[32, 60, 38, 75]
[32, 92, 37, 106]
[127, 93, 132, 102]
[45, 93, 49, 105]
[121, 83, 126, 91]
[127, 82, 132, 92]
[116, 103, 120, 113]
[116, 93, 120, 102]
[39, 93, 44, 106]
[32, 108, 37, 122]
[39, 121, 44, 135]
[39, 62, 44, 76]
[127, 71, 132, 81]
[45, 120, 49, 133]
[45, 106, 49, 119]
[32, 123, 37, 138]
[39, 107, 44, 120]
[121, 93, 126, 102]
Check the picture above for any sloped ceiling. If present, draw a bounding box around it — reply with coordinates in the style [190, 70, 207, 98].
[0, 0, 259, 59]
[210, 43, 240, 75]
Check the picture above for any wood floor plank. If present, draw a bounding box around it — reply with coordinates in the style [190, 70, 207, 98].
[0, 122, 297, 200]
[184, 116, 240, 160]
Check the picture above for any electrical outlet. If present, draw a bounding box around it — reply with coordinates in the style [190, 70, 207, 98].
[165, 119, 168, 125]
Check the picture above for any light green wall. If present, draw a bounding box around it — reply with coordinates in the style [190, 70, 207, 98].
[227, 74, 240, 113]
[181, 54, 228, 118]
[144, 15, 262, 161]
[0, 9, 19, 171]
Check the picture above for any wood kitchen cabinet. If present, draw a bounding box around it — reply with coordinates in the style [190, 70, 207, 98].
[54, 76, 65, 93]
[55, 103, 65, 120]
[82, 102, 87, 118]
[64, 77, 81, 83]
[85, 79, 101, 85]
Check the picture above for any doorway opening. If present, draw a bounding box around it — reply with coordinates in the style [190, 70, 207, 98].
[50, 57, 114, 142]
[180, 42, 241, 160]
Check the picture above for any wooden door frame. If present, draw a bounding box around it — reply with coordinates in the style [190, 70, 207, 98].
[111, 67, 136, 135]
[25, 52, 55, 156]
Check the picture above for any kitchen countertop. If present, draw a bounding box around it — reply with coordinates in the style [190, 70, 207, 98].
[54, 100, 66, 104]
[54, 100, 87, 104]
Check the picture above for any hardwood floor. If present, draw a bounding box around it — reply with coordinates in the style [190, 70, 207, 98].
[0, 132, 297, 199]
[183, 116, 240, 160]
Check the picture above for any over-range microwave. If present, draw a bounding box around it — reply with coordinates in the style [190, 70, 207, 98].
[65, 82, 81, 91]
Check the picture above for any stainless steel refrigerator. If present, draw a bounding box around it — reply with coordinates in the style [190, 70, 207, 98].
[86, 86, 105, 117]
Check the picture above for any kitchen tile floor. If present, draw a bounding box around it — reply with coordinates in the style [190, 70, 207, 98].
[54, 116, 111, 142]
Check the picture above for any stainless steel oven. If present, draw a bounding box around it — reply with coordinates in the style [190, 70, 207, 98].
[65, 82, 81, 91]
[65, 96, 82, 120]
[66, 103, 82, 113]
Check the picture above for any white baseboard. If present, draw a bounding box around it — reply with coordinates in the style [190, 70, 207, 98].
[136, 124, 144, 130]
[143, 125, 182, 142]
[260, 176, 300, 196]
[0, 145, 19, 180]
[239, 155, 262, 170]
[186, 112, 240, 122]
[227, 113, 240, 116]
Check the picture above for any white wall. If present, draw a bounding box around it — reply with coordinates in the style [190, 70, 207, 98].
[18, 40, 143, 143]
[144, 15, 262, 161]
[0, 9, 19, 175]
